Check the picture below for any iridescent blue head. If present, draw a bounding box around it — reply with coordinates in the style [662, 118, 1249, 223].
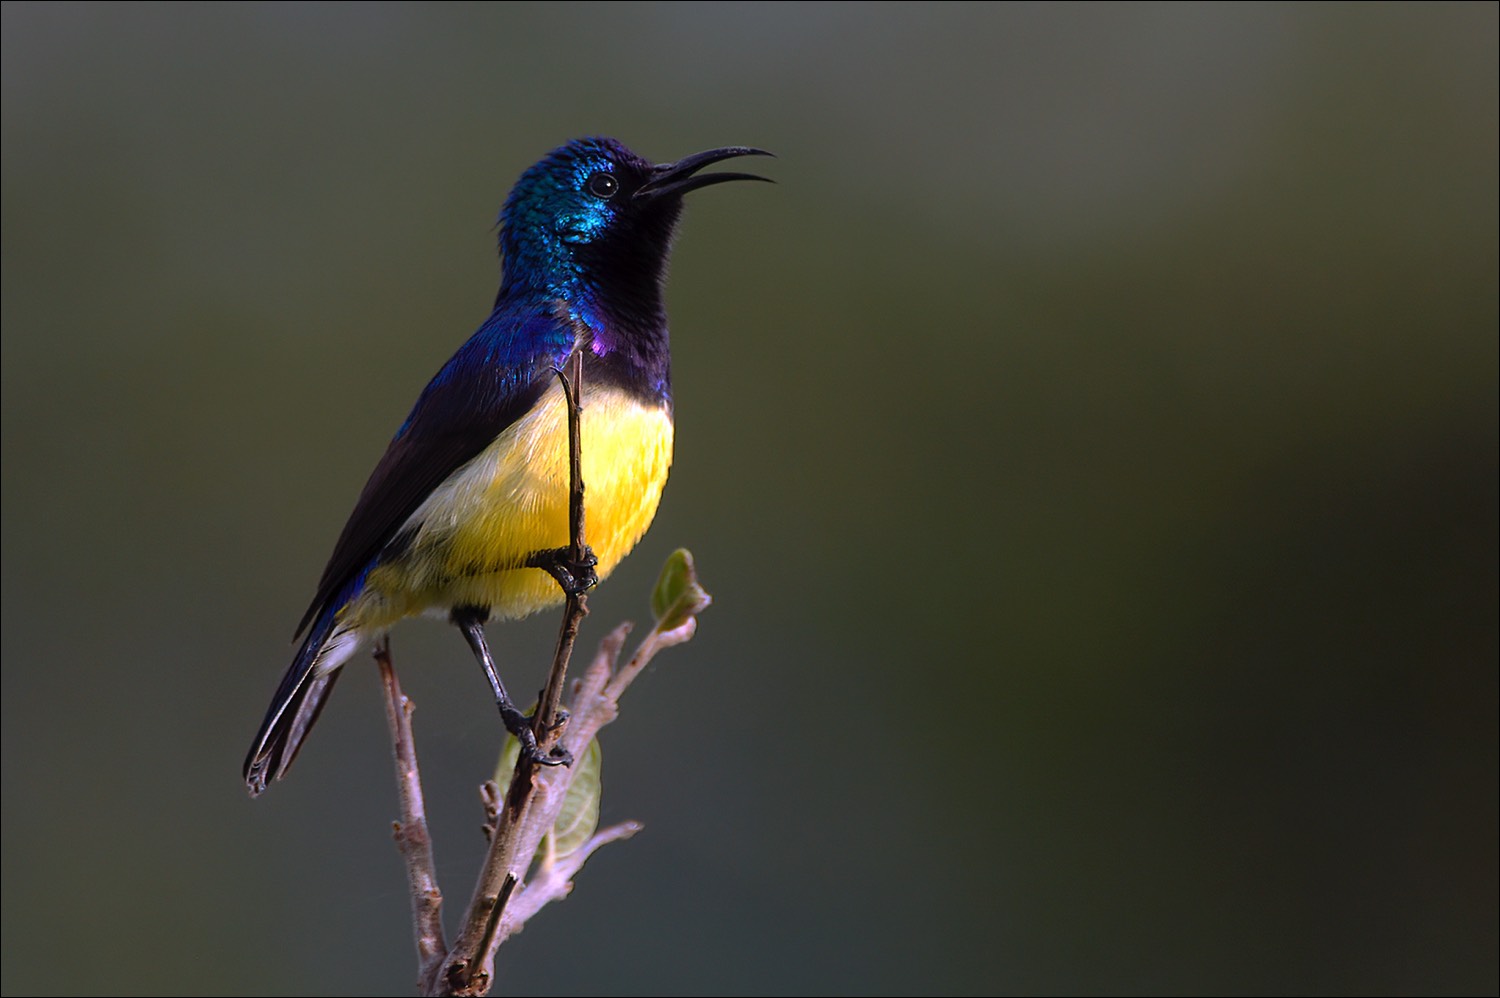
[497, 137, 773, 315]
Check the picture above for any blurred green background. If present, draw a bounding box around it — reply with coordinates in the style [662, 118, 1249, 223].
[3, 4, 1495, 995]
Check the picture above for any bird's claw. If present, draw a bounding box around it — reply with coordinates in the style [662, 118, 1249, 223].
[498, 703, 573, 768]
[528, 744, 573, 768]
[526, 546, 599, 596]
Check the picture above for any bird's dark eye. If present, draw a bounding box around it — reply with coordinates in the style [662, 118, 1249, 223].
[586, 172, 619, 199]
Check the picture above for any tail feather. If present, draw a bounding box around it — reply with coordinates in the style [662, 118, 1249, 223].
[244, 604, 359, 796]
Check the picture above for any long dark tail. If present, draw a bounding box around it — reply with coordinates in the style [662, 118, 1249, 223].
[243, 605, 349, 796]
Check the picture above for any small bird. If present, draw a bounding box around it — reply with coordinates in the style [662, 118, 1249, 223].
[244, 137, 771, 796]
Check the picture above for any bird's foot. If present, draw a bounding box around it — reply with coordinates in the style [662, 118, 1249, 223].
[498, 702, 573, 768]
[526, 545, 599, 596]
[533, 743, 573, 768]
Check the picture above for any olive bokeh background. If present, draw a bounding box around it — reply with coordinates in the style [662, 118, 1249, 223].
[3, 5, 1495, 994]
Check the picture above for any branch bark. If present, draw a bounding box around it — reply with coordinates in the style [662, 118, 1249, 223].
[438, 350, 591, 995]
[371, 348, 711, 996]
[377, 638, 447, 987]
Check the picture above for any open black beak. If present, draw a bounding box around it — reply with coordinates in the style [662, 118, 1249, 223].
[635, 146, 775, 201]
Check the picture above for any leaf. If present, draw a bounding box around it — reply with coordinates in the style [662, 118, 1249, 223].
[546, 738, 602, 859]
[650, 548, 713, 630]
[494, 732, 603, 866]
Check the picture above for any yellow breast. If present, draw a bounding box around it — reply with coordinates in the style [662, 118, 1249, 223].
[355, 381, 673, 625]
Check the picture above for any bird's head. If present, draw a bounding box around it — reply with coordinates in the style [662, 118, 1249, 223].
[497, 137, 772, 307]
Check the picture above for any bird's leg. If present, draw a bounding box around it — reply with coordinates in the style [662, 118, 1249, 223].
[451, 605, 570, 767]
[525, 545, 599, 596]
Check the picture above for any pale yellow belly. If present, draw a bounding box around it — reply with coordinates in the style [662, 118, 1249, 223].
[352, 381, 673, 626]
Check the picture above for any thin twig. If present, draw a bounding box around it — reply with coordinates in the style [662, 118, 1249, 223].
[441, 350, 591, 995]
[495, 820, 643, 937]
[421, 585, 707, 994]
[533, 348, 589, 756]
[378, 347, 711, 995]
[376, 638, 447, 985]
[483, 606, 707, 946]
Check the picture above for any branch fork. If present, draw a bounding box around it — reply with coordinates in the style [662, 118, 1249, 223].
[372, 351, 711, 995]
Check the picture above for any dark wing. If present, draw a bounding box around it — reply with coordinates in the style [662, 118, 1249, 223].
[294, 307, 575, 637]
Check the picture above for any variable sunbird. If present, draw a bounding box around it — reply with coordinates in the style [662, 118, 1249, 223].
[244, 138, 771, 795]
